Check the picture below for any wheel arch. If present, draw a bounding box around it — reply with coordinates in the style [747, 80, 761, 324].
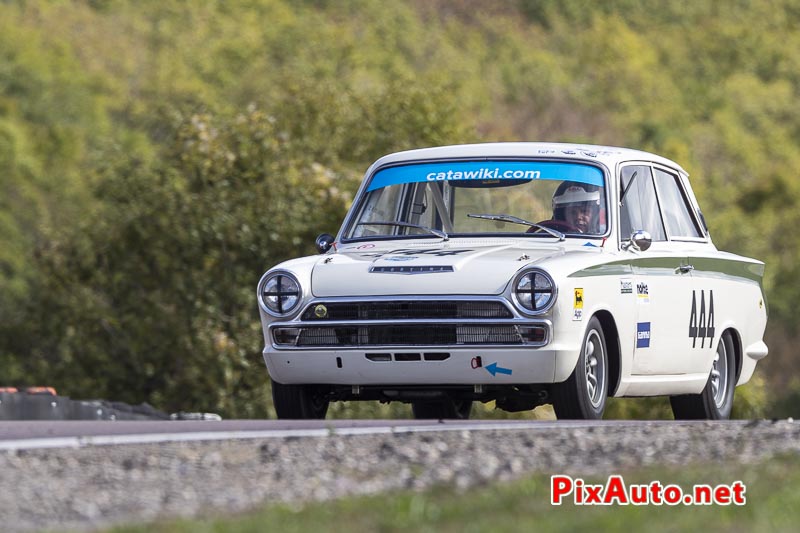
[593, 310, 621, 396]
[722, 327, 743, 383]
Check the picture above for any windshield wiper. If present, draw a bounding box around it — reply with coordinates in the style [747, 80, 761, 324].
[467, 213, 565, 240]
[356, 221, 449, 241]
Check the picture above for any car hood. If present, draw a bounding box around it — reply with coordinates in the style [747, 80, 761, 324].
[311, 241, 571, 297]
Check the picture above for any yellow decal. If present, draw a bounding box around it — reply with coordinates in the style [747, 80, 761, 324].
[574, 288, 584, 309]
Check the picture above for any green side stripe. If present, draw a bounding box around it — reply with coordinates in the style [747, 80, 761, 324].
[689, 256, 765, 283]
[568, 261, 634, 278]
[568, 256, 765, 286]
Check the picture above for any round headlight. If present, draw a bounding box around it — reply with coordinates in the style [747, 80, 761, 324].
[259, 272, 302, 316]
[513, 269, 556, 314]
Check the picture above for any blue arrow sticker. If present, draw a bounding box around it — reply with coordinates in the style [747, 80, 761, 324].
[485, 362, 513, 376]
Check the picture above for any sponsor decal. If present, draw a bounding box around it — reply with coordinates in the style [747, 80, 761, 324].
[341, 243, 376, 251]
[426, 167, 541, 182]
[574, 289, 584, 308]
[637, 322, 651, 348]
[360, 247, 475, 259]
[366, 161, 604, 191]
[637, 282, 650, 303]
[689, 290, 715, 348]
[573, 288, 584, 321]
[390, 248, 474, 257]
[620, 279, 633, 294]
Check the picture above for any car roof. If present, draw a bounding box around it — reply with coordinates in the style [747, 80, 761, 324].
[366, 142, 688, 177]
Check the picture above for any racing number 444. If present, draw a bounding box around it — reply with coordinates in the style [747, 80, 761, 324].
[689, 290, 715, 348]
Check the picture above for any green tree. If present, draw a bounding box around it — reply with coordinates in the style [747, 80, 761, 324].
[4, 0, 795, 418]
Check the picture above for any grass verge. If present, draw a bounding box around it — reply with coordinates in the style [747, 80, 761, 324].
[110, 453, 800, 532]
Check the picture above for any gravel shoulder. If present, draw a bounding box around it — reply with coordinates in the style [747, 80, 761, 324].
[1, 420, 798, 532]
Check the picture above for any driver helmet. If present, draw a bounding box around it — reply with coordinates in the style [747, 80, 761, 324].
[552, 181, 604, 233]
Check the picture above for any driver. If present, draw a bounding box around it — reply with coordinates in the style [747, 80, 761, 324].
[552, 181, 603, 233]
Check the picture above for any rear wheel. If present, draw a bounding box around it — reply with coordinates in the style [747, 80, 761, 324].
[272, 380, 330, 419]
[670, 333, 736, 420]
[552, 317, 608, 419]
[412, 399, 473, 419]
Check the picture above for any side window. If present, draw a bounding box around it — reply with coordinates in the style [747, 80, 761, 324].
[619, 165, 666, 242]
[653, 169, 702, 238]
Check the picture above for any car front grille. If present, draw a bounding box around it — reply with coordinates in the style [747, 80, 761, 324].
[300, 300, 513, 321]
[272, 299, 549, 349]
[294, 324, 532, 347]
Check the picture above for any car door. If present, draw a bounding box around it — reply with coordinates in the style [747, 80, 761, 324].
[619, 164, 694, 375]
[650, 167, 716, 375]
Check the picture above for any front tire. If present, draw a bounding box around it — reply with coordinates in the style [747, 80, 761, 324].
[552, 316, 608, 419]
[272, 380, 330, 419]
[670, 333, 736, 420]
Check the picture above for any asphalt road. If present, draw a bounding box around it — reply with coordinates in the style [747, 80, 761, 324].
[0, 418, 767, 448]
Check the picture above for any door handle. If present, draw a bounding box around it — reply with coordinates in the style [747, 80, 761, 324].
[678, 264, 694, 273]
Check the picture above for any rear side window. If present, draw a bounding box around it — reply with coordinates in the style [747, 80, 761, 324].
[653, 168, 702, 238]
[619, 165, 666, 241]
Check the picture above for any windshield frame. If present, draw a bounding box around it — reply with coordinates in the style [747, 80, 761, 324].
[339, 157, 612, 244]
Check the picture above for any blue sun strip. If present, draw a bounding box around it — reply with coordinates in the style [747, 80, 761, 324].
[366, 161, 604, 192]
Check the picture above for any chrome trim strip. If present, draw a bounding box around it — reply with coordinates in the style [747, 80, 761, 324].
[273, 318, 545, 327]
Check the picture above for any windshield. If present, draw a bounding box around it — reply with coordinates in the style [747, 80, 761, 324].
[344, 160, 608, 240]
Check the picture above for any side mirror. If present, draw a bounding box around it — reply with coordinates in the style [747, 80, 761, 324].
[629, 230, 652, 252]
[315, 233, 335, 254]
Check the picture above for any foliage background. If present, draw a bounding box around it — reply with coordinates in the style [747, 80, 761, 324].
[0, 0, 796, 419]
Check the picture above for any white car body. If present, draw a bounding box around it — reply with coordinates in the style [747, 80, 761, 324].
[257, 143, 768, 419]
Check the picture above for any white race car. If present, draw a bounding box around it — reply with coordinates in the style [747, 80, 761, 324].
[257, 143, 768, 420]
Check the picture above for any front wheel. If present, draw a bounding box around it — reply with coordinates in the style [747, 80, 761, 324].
[552, 316, 608, 419]
[670, 333, 736, 420]
[272, 380, 330, 419]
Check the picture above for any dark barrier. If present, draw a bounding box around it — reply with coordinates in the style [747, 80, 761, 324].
[0, 392, 172, 421]
[0, 392, 23, 420]
[20, 393, 69, 420]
